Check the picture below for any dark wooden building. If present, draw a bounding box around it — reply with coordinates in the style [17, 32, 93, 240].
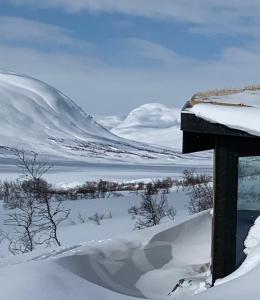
[181, 88, 260, 284]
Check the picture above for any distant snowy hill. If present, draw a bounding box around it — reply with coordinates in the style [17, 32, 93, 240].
[104, 103, 182, 150]
[0, 71, 190, 164]
[95, 115, 125, 130]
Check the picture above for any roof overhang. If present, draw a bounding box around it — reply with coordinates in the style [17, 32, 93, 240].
[181, 111, 260, 154]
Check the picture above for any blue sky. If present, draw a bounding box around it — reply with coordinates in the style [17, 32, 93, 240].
[0, 1, 260, 115]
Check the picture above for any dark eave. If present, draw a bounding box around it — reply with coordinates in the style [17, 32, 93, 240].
[181, 112, 257, 138]
[181, 111, 260, 154]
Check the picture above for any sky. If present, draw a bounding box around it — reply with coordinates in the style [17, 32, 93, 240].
[1, 1, 260, 115]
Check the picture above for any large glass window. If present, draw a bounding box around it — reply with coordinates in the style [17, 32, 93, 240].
[237, 157, 260, 267]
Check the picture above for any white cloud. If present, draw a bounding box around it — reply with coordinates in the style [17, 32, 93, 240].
[1, 39, 260, 115]
[126, 38, 177, 66]
[0, 16, 88, 47]
[0, 15, 260, 115]
[5, 0, 260, 38]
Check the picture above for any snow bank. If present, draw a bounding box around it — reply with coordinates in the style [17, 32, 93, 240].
[181, 215, 260, 300]
[216, 216, 260, 285]
[0, 211, 211, 300]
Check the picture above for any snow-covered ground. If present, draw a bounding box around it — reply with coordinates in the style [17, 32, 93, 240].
[2, 187, 260, 300]
[0, 186, 213, 300]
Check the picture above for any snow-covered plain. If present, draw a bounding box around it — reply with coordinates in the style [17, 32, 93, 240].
[0, 187, 212, 300]
[2, 187, 260, 300]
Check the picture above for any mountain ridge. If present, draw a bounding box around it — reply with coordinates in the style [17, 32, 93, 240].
[0, 71, 187, 164]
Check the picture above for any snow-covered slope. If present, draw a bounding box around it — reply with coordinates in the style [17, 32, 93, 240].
[96, 115, 125, 130]
[0, 71, 116, 145]
[115, 103, 180, 129]
[110, 103, 182, 150]
[0, 72, 187, 163]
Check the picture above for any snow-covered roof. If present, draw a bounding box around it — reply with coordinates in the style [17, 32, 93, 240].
[183, 85, 260, 137]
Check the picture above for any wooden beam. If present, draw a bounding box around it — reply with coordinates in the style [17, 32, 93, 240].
[212, 136, 238, 284]
[181, 112, 257, 138]
[182, 131, 215, 153]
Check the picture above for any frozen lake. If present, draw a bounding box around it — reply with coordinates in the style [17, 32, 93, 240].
[0, 156, 213, 184]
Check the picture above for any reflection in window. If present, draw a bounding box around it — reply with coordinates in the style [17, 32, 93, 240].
[237, 157, 260, 267]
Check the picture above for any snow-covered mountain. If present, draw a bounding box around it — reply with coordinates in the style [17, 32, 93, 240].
[0, 71, 116, 147]
[103, 103, 182, 150]
[0, 71, 187, 164]
[95, 115, 125, 130]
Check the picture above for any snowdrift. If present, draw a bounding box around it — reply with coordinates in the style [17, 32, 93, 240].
[0, 211, 211, 300]
[2, 208, 260, 300]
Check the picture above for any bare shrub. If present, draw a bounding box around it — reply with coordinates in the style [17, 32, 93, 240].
[88, 212, 105, 225]
[129, 182, 176, 229]
[181, 169, 212, 189]
[134, 193, 170, 229]
[167, 207, 177, 221]
[181, 169, 213, 214]
[77, 213, 87, 223]
[35, 178, 173, 201]
[128, 205, 139, 217]
[4, 197, 40, 254]
[97, 180, 109, 198]
[1, 180, 24, 209]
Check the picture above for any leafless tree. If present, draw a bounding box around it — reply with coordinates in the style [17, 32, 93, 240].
[12, 149, 53, 181]
[4, 197, 40, 254]
[37, 190, 70, 247]
[3, 149, 70, 252]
